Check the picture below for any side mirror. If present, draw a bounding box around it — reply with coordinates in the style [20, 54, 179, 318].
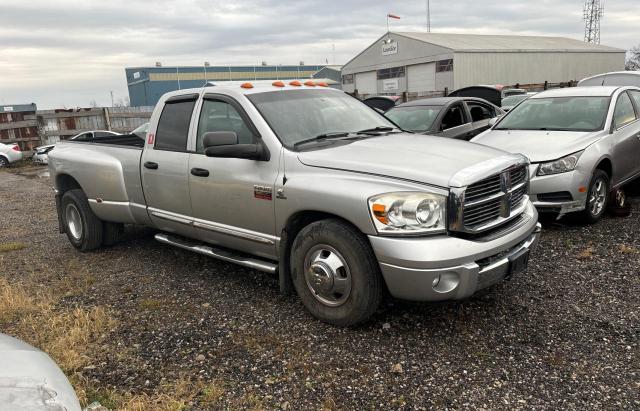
[203, 131, 270, 161]
[488, 117, 498, 127]
[374, 107, 385, 114]
[203, 131, 238, 148]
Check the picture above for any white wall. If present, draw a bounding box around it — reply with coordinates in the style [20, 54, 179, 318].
[454, 52, 626, 89]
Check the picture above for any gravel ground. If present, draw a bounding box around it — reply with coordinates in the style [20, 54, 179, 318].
[0, 167, 638, 410]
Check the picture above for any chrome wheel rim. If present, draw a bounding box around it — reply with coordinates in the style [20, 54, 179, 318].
[0, 158, 6, 167]
[303, 244, 352, 307]
[588, 178, 606, 216]
[65, 203, 83, 240]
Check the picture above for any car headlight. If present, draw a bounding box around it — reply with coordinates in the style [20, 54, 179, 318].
[537, 151, 583, 176]
[368, 192, 447, 235]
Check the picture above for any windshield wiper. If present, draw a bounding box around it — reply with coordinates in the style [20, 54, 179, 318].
[356, 126, 401, 134]
[293, 132, 352, 148]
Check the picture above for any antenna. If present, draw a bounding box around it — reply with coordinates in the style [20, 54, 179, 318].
[583, 0, 604, 44]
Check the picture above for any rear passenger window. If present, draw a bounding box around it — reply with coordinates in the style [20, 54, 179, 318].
[155, 99, 196, 151]
[613, 92, 636, 129]
[629, 91, 640, 114]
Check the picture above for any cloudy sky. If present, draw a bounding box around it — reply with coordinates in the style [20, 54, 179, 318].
[1, 0, 638, 108]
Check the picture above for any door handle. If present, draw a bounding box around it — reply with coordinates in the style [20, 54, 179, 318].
[144, 161, 158, 170]
[190, 168, 210, 177]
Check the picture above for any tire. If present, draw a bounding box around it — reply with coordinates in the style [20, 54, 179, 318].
[0, 157, 8, 168]
[61, 189, 103, 251]
[609, 187, 631, 217]
[579, 169, 610, 224]
[290, 219, 382, 326]
[103, 222, 124, 246]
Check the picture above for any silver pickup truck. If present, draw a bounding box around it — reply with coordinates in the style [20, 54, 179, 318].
[49, 82, 541, 326]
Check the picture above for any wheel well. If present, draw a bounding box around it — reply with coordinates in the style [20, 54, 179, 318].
[56, 174, 82, 194]
[278, 211, 368, 295]
[596, 158, 612, 179]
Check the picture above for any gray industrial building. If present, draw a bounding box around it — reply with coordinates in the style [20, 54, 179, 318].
[341, 32, 626, 97]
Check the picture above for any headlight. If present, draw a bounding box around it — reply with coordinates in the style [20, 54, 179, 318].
[368, 192, 447, 235]
[537, 152, 583, 176]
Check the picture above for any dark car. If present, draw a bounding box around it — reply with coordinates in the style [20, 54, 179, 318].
[448, 85, 525, 107]
[362, 95, 401, 112]
[384, 97, 505, 140]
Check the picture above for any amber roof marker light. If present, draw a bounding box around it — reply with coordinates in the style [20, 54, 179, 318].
[289, 80, 302, 86]
[272, 81, 285, 87]
[304, 80, 316, 87]
[240, 82, 254, 89]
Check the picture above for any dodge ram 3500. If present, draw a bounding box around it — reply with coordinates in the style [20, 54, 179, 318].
[49, 81, 541, 326]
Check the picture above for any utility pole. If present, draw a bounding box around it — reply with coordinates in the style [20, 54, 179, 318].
[426, 0, 431, 32]
[110, 90, 114, 107]
[583, 0, 604, 44]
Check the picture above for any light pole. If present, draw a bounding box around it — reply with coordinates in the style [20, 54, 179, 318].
[427, 0, 431, 32]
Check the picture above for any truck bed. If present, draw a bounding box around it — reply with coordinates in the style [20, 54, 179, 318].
[49, 140, 149, 225]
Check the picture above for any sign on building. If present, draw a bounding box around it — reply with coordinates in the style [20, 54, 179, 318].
[382, 79, 399, 91]
[382, 41, 398, 56]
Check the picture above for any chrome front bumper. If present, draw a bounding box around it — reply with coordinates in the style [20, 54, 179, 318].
[369, 201, 541, 301]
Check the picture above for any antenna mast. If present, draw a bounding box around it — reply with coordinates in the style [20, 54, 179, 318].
[583, 0, 604, 44]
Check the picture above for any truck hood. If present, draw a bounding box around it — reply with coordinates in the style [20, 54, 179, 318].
[297, 133, 524, 188]
[472, 129, 604, 162]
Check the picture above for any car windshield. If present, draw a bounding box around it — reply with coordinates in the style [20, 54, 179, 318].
[247, 90, 397, 148]
[495, 96, 610, 131]
[501, 95, 529, 107]
[384, 106, 441, 133]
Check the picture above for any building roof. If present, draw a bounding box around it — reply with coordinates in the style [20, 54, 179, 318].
[0, 103, 37, 113]
[392, 32, 625, 53]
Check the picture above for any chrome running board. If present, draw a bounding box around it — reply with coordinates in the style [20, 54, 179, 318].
[154, 233, 277, 274]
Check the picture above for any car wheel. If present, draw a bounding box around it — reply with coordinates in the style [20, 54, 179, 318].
[608, 187, 631, 217]
[61, 189, 103, 251]
[290, 219, 382, 326]
[0, 157, 8, 168]
[580, 169, 609, 224]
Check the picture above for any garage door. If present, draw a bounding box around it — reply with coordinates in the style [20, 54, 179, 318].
[355, 71, 377, 95]
[408, 63, 436, 93]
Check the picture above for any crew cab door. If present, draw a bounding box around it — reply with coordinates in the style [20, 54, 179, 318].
[435, 103, 474, 140]
[610, 91, 640, 185]
[141, 94, 198, 236]
[187, 94, 279, 260]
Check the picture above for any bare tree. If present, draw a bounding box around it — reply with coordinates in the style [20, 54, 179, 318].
[626, 45, 640, 71]
[89, 99, 99, 108]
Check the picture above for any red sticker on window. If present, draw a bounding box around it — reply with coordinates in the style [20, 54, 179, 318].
[147, 133, 155, 145]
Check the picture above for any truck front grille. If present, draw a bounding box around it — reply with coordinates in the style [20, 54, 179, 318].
[457, 165, 529, 233]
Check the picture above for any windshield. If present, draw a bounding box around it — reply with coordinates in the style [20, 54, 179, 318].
[501, 95, 528, 107]
[247, 90, 397, 148]
[495, 96, 610, 132]
[385, 106, 441, 133]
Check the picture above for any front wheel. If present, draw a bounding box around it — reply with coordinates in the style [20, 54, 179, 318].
[290, 219, 382, 326]
[579, 170, 609, 224]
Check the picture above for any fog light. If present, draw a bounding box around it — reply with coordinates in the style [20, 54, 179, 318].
[432, 272, 460, 294]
